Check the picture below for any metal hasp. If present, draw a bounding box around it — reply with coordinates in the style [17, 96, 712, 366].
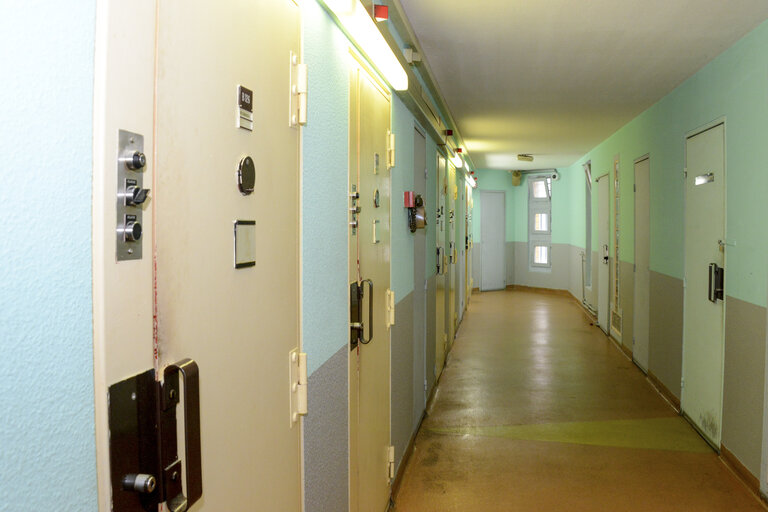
[708, 263, 724, 303]
[117, 130, 151, 261]
[108, 359, 202, 512]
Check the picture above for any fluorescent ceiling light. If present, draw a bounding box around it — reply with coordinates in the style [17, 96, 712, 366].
[322, 0, 408, 91]
[450, 153, 463, 168]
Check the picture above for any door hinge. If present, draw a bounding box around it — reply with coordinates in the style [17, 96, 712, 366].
[683, 168, 687, 178]
[290, 349, 308, 425]
[386, 289, 396, 328]
[289, 52, 308, 127]
[633, 184, 636, 192]
[387, 131, 396, 169]
[681, 377, 685, 389]
[633, 263, 636, 272]
[388, 445, 396, 479]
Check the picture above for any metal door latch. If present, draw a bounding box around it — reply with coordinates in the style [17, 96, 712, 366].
[108, 359, 202, 512]
[708, 263, 724, 302]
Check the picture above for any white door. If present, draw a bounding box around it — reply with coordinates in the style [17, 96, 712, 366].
[348, 60, 392, 512]
[480, 191, 506, 291]
[682, 123, 726, 447]
[633, 157, 651, 372]
[93, 1, 303, 510]
[597, 177, 610, 334]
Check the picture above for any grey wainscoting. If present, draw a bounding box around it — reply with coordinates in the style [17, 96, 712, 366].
[426, 274, 437, 395]
[722, 296, 767, 477]
[619, 260, 635, 352]
[648, 271, 684, 399]
[391, 291, 415, 471]
[304, 344, 349, 512]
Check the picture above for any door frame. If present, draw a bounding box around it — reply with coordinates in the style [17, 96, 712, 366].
[681, 117, 727, 449]
[92, 1, 158, 507]
[633, 153, 650, 373]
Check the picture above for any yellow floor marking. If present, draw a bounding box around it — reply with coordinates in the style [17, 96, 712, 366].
[429, 417, 712, 453]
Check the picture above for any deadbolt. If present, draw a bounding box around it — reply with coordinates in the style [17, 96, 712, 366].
[123, 151, 146, 170]
[122, 473, 156, 494]
[120, 219, 142, 242]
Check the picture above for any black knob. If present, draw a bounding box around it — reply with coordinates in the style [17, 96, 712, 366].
[124, 221, 142, 242]
[127, 151, 146, 170]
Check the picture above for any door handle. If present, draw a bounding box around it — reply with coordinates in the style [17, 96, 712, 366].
[163, 359, 203, 511]
[361, 279, 373, 344]
[108, 360, 203, 512]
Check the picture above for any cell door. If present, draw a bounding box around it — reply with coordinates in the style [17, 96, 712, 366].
[413, 127, 427, 417]
[633, 157, 651, 372]
[348, 60, 392, 512]
[597, 176, 610, 334]
[435, 155, 447, 378]
[682, 123, 726, 447]
[93, 1, 303, 510]
[480, 191, 506, 291]
[447, 163, 457, 344]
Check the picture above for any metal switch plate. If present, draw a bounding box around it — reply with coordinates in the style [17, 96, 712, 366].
[117, 130, 148, 261]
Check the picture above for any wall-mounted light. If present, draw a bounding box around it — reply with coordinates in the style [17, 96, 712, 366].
[322, 0, 408, 91]
[465, 174, 477, 189]
[450, 153, 463, 168]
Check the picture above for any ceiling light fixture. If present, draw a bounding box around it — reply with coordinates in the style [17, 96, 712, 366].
[322, 0, 408, 91]
[517, 154, 534, 162]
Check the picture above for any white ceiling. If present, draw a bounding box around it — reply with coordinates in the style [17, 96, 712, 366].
[397, 0, 768, 170]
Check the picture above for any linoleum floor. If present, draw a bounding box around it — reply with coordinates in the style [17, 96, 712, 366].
[393, 289, 765, 512]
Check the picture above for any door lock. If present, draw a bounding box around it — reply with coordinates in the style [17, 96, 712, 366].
[108, 360, 203, 512]
[119, 216, 142, 242]
[117, 130, 150, 261]
[123, 474, 157, 494]
[124, 181, 150, 206]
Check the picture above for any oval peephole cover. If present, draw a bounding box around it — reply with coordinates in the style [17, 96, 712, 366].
[237, 156, 256, 195]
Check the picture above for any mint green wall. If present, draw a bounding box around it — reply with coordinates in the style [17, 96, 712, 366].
[302, 0, 352, 375]
[1, 2, 97, 508]
[303, 1, 446, 369]
[391, 97, 416, 300]
[472, 169, 578, 247]
[561, 18, 768, 307]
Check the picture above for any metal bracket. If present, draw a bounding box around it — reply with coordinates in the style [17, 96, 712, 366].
[108, 360, 202, 512]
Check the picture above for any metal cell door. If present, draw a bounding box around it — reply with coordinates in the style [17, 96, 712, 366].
[93, 1, 303, 510]
[682, 123, 726, 447]
[435, 154, 447, 378]
[348, 59, 393, 512]
[633, 157, 651, 372]
[597, 176, 610, 334]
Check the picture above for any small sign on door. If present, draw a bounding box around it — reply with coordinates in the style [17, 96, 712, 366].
[237, 85, 254, 131]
